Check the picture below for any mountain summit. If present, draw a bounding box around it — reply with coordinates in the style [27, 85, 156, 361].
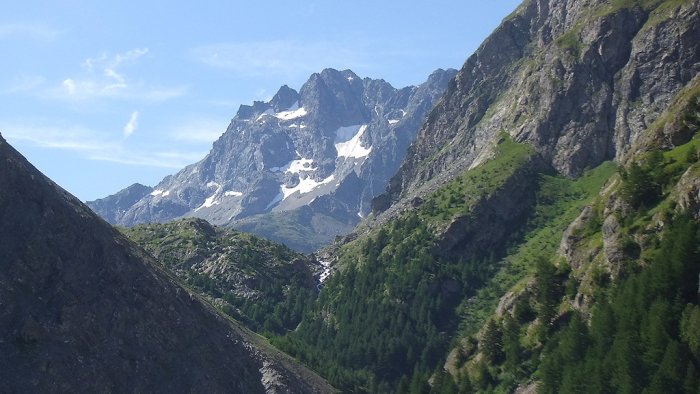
[88, 68, 456, 251]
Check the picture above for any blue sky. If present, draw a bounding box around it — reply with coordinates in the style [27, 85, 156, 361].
[1, 0, 522, 201]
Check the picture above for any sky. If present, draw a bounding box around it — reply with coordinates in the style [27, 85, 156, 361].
[0, 0, 522, 201]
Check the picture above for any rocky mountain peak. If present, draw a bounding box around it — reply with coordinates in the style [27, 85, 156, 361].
[270, 85, 300, 112]
[89, 67, 456, 251]
[299, 68, 368, 130]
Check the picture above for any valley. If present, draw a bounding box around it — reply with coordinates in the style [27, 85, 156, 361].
[1, 0, 699, 392]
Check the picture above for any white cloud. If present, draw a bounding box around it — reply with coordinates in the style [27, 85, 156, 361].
[87, 48, 148, 91]
[1, 122, 204, 169]
[62, 79, 77, 95]
[45, 48, 186, 102]
[123, 111, 139, 137]
[0, 23, 62, 41]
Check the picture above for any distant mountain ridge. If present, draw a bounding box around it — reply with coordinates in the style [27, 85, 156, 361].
[88, 68, 456, 251]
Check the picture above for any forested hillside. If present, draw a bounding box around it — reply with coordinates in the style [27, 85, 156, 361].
[118, 0, 700, 392]
[123, 219, 320, 336]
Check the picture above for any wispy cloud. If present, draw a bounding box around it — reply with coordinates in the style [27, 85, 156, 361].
[2, 122, 204, 169]
[190, 40, 372, 78]
[123, 111, 139, 137]
[0, 23, 62, 41]
[43, 48, 187, 102]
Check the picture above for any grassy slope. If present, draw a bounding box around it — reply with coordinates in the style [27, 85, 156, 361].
[455, 162, 617, 338]
[122, 218, 319, 337]
[445, 73, 700, 393]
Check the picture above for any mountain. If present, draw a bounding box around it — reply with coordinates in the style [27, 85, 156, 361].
[22, 0, 700, 392]
[122, 218, 324, 336]
[374, 0, 700, 216]
[87, 182, 152, 224]
[255, 0, 700, 392]
[0, 133, 334, 393]
[88, 68, 456, 252]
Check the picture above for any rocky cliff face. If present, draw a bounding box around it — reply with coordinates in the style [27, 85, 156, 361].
[378, 0, 700, 213]
[88, 68, 455, 251]
[0, 134, 334, 393]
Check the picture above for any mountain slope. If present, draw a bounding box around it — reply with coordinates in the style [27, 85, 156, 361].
[87, 182, 152, 223]
[0, 134, 334, 393]
[442, 79, 700, 392]
[89, 68, 456, 252]
[261, 0, 700, 392]
[122, 218, 322, 336]
[376, 0, 700, 216]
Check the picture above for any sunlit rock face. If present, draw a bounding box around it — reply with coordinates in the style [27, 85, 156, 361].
[89, 67, 456, 251]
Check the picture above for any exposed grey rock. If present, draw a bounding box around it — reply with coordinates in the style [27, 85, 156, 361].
[89, 68, 456, 252]
[514, 381, 539, 394]
[674, 164, 700, 219]
[377, 0, 700, 214]
[0, 134, 334, 393]
[600, 192, 640, 279]
[86, 183, 152, 224]
[558, 205, 595, 271]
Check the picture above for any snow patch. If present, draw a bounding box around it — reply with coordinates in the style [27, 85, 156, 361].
[195, 182, 224, 211]
[224, 190, 243, 197]
[286, 157, 314, 174]
[265, 190, 283, 210]
[275, 102, 307, 120]
[151, 189, 171, 197]
[256, 102, 308, 122]
[335, 125, 371, 158]
[271, 155, 314, 174]
[256, 108, 275, 121]
[198, 194, 219, 210]
[335, 124, 362, 142]
[282, 174, 334, 200]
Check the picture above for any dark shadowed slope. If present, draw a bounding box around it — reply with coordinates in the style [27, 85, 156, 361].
[0, 133, 334, 393]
